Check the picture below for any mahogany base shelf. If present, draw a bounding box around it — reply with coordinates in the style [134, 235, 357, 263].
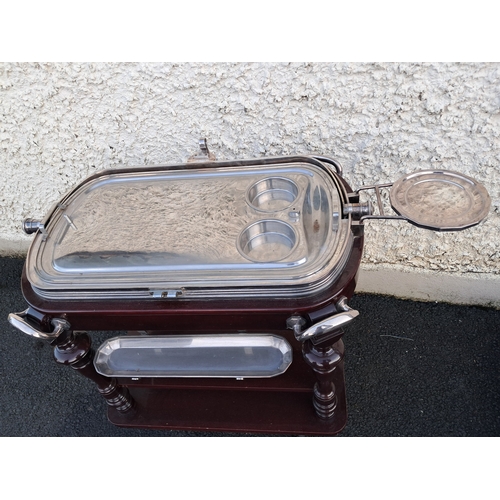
[108, 342, 347, 436]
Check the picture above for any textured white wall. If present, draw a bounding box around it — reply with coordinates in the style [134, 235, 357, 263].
[1, 62, 499, 302]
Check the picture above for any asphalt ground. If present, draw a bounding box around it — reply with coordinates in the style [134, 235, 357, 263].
[1, 256, 499, 437]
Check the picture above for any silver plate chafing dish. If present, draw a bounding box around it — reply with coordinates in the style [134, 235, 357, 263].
[8, 139, 490, 435]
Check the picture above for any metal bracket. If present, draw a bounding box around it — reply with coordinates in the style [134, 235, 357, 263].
[187, 138, 216, 162]
[355, 183, 406, 223]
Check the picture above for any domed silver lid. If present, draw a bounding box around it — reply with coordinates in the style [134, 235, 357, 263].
[24, 156, 352, 300]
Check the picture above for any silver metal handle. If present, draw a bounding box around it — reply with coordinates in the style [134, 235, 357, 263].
[294, 298, 359, 342]
[312, 156, 343, 175]
[296, 310, 359, 342]
[8, 309, 70, 340]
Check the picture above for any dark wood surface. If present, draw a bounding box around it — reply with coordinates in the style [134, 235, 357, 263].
[106, 335, 347, 435]
[108, 360, 347, 435]
[53, 329, 134, 414]
[3, 256, 500, 437]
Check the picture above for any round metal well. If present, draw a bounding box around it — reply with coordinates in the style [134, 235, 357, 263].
[247, 177, 299, 212]
[237, 220, 298, 263]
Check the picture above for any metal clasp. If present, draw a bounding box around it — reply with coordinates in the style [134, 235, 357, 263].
[150, 289, 184, 299]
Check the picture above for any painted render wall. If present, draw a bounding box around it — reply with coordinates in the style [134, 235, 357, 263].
[1, 62, 499, 305]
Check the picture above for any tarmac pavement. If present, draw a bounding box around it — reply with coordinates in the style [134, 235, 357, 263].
[1, 256, 499, 437]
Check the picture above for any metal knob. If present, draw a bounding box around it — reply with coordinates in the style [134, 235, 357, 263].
[22, 218, 44, 235]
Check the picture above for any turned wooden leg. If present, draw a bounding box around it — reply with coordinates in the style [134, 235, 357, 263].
[302, 337, 344, 420]
[52, 329, 135, 413]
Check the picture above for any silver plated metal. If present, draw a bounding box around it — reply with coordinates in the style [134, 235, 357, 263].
[293, 296, 359, 342]
[187, 137, 216, 162]
[246, 177, 299, 212]
[8, 309, 70, 340]
[390, 170, 491, 231]
[24, 156, 351, 299]
[23, 218, 44, 235]
[311, 156, 343, 175]
[94, 334, 293, 378]
[237, 219, 298, 262]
